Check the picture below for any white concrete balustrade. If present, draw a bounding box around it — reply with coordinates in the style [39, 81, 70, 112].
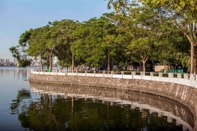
[31, 69, 197, 88]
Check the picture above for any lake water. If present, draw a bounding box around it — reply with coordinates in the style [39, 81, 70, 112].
[0, 67, 193, 131]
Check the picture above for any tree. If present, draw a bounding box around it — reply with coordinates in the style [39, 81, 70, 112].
[63, 20, 81, 72]
[153, 18, 190, 71]
[53, 20, 82, 71]
[74, 14, 130, 71]
[44, 22, 60, 71]
[144, 0, 197, 74]
[9, 30, 32, 67]
[103, 13, 137, 70]
[107, 0, 197, 73]
[28, 26, 49, 71]
[106, 4, 161, 72]
[101, 14, 120, 71]
[74, 18, 107, 70]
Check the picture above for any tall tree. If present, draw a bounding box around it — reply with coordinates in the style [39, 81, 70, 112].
[139, 0, 197, 74]
[75, 18, 106, 69]
[9, 30, 32, 67]
[28, 26, 49, 71]
[107, 0, 197, 73]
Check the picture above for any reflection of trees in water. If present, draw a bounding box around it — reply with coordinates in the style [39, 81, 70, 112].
[16, 69, 28, 80]
[21, 69, 28, 80]
[30, 82, 194, 127]
[25, 94, 69, 130]
[0, 68, 29, 80]
[11, 91, 69, 131]
[0, 69, 9, 76]
[10, 89, 31, 114]
[10, 89, 184, 131]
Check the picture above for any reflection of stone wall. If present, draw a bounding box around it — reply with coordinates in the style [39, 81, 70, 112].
[29, 73, 197, 130]
[30, 82, 194, 127]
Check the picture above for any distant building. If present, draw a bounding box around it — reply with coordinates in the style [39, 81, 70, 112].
[0, 58, 4, 65]
[5, 59, 10, 63]
[5, 59, 10, 66]
[0, 58, 4, 63]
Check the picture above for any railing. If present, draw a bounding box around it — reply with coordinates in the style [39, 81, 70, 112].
[31, 69, 197, 88]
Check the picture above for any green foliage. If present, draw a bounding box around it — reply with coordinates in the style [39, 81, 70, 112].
[19, 30, 31, 46]
[9, 3, 193, 71]
[9, 29, 33, 67]
[106, 0, 194, 72]
[17, 59, 31, 67]
[9, 46, 20, 60]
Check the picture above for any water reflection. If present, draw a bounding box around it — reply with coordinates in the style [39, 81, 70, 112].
[9, 82, 193, 131]
[0, 68, 33, 131]
[0, 67, 30, 80]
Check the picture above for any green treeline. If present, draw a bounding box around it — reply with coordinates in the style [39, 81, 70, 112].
[10, 1, 196, 73]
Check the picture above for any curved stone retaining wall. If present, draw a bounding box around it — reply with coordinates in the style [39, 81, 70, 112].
[29, 73, 197, 130]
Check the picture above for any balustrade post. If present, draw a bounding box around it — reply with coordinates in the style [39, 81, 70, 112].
[132, 71, 136, 79]
[159, 73, 162, 80]
[167, 117, 172, 123]
[190, 74, 195, 85]
[184, 73, 188, 85]
[196, 74, 197, 81]
[184, 73, 188, 79]
[168, 73, 171, 82]
[195, 75, 197, 88]
[121, 71, 124, 78]
[103, 70, 105, 77]
[94, 71, 96, 77]
[150, 72, 153, 80]
[140, 72, 143, 79]
[111, 71, 114, 78]
[85, 70, 87, 76]
[190, 74, 194, 80]
[177, 73, 181, 82]
[177, 73, 181, 79]
[76, 68, 78, 76]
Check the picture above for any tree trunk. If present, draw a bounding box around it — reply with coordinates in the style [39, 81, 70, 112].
[47, 55, 50, 69]
[125, 60, 128, 70]
[50, 51, 53, 71]
[142, 61, 146, 74]
[184, 33, 196, 74]
[39, 54, 43, 71]
[107, 48, 111, 72]
[190, 44, 196, 74]
[72, 53, 74, 73]
[194, 45, 196, 73]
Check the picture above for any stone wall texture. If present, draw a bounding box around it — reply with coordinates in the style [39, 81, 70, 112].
[29, 73, 197, 130]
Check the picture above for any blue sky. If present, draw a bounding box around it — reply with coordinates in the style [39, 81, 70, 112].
[0, 0, 112, 62]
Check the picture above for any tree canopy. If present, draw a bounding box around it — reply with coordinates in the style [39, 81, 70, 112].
[107, 0, 196, 73]
[10, 5, 192, 73]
